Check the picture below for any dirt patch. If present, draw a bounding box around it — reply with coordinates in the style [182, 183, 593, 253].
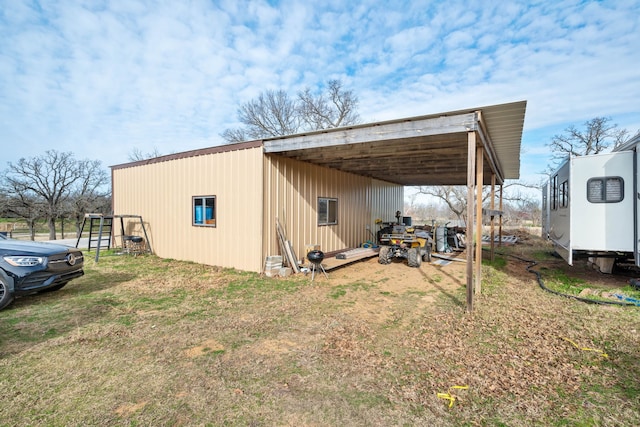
[183, 338, 225, 358]
[114, 401, 148, 416]
[328, 252, 465, 285]
[251, 338, 302, 356]
[315, 249, 469, 325]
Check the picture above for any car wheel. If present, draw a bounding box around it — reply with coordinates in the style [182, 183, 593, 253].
[38, 282, 68, 293]
[407, 247, 421, 268]
[0, 278, 14, 310]
[378, 246, 392, 264]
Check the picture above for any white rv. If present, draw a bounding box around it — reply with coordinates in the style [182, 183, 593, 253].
[543, 133, 640, 273]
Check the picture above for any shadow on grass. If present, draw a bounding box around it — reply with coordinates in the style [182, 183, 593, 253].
[0, 270, 136, 357]
[419, 263, 465, 308]
[14, 269, 136, 303]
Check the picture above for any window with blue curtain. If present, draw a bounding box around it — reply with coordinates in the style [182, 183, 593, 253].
[193, 196, 216, 226]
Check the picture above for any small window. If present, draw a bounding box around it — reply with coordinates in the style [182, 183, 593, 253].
[587, 177, 624, 203]
[318, 197, 338, 226]
[551, 175, 559, 210]
[193, 196, 216, 226]
[560, 180, 569, 208]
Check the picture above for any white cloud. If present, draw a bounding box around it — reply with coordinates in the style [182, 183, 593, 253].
[0, 0, 638, 176]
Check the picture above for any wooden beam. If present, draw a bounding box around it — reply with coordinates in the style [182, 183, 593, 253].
[322, 155, 471, 170]
[264, 113, 477, 152]
[466, 131, 476, 312]
[296, 146, 470, 160]
[490, 174, 496, 262]
[499, 185, 504, 246]
[475, 145, 484, 295]
[284, 138, 469, 162]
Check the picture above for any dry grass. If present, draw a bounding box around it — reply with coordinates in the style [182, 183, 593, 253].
[1, 234, 639, 426]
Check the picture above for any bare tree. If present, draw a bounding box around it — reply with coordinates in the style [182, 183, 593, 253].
[298, 79, 360, 130]
[512, 198, 542, 227]
[220, 128, 249, 145]
[2, 184, 46, 240]
[128, 147, 162, 162]
[64, 160, 111, 237]
[403, 198, 449, 224]
[418, 186, 469, 224]
[0, 189, 8, 217]
[3, 151, 109, 240]
[548, 117, 629, 161]
[222, 80, 360, 143]
[222, 90, 300, 143]
[416, 181, 540, 226]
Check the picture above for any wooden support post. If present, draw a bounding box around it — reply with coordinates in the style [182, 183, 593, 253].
[490, 174, 496, 262]
[466, 132, 476, 312]
[475, 146, 484, 295]
[499, 185, 504, 247]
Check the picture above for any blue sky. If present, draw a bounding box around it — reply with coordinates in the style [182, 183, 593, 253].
[1, 0, 639, 191]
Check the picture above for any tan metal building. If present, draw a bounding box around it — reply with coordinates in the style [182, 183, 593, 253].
[111, 140, 403, 272]
[111, 101, 527, 306]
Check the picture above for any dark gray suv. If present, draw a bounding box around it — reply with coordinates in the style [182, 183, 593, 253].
[0, 234, 84, 310]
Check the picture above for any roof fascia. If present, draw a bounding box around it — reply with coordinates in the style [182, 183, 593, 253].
[263, 113, 476, 153]
[476, 110, 505, 185]
[111, 140, 263, 170]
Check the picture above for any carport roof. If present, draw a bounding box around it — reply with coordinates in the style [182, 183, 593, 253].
[263, 100, 527, 186]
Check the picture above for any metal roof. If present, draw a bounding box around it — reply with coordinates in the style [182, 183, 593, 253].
[263, 100, 527, 186]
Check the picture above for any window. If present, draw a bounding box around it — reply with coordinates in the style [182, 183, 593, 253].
[560, 180, 569, 208]
[318, 197, 338, 225]
[587, 177, 624, 203]
[551, 175, 558, 210]
[193, 196, 216, 226]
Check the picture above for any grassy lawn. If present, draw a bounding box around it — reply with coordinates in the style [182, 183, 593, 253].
[1, 237, 639, 426]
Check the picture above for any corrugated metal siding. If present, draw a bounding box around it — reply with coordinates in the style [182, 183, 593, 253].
[479, 100, 527, 179]
[112, 146, 264, 272]
[263, 155, 403, 262]
[371, 178, 404, 224]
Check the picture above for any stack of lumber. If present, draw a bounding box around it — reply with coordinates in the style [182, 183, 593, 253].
[481, 235, 518, 245]
[275, 218, 300, 273]
[335, 247, 379, 260]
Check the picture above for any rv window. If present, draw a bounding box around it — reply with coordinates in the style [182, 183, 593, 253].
[587, 177, 624, 203]
[559, 180, 569, 208]
[551, 175, 558, 210]
[318, 197, 338, 226]
[193, 196, 216, 226]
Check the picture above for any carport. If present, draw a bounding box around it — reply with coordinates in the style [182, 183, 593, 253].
[263, 100, 527, 311]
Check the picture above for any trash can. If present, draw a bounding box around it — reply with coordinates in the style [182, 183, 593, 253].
[436, 227, 446, 252]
